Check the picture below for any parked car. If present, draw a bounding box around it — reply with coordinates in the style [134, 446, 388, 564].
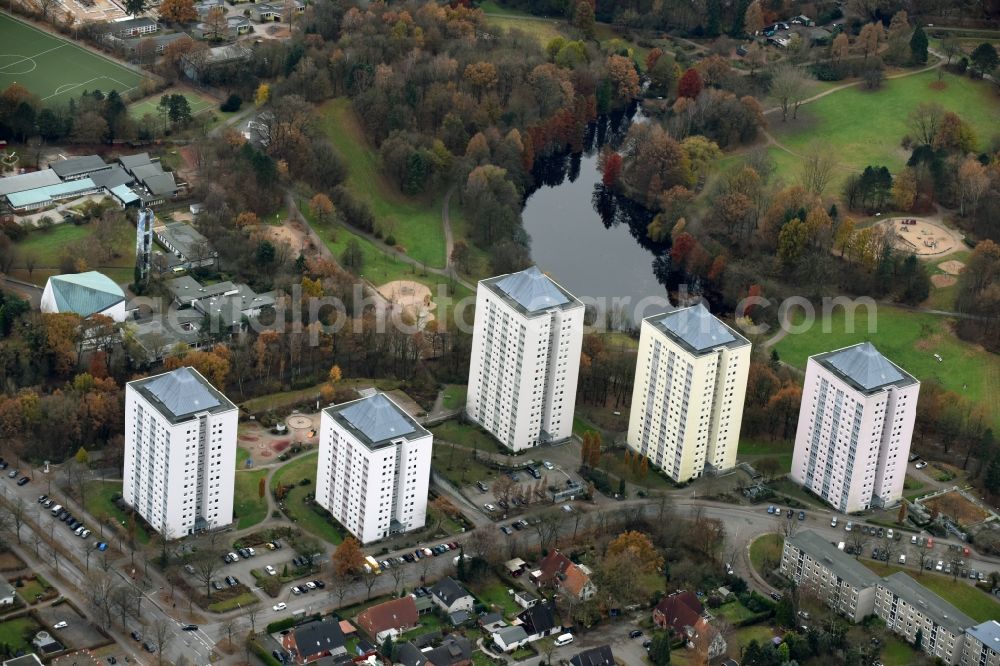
[0, 462, 8, 470]
[37, 494, 47, 503]
[787, 509, 794, 518]
[312, 580, 325, 588]
[542, 461, 554, 470]
[265, 565, 277, 576]
[142, 642, 156, 653]
[915, 461, 928, 469]
[767, 505, 775, 514]
[887, 529, 894, 540]
[225, 576, 237, 587]
[798, 511, 806, 521]
[845, 522, 853, 532]
[911, 535, 918, 544]
[97, 542, 108, 551]
[17, 477, 28, 486]
[935, 560, 944, 571]
[273, 602, 287, 612]
[770, 592, 782, 601]
[305, 582, 317, 590]
[130, 631, 142, 641]
[484, 503, 496, 513]
[830, 517, 838, 527]
[291, 586, 303, 595]
[899, 554, 906, 564]
[212, 581, 223, 591]
[53, 621, 68, 629]
[500, 525, 513, 535]
[629, 630, 643, 639]
[80, 529, 90, 538]
[8, 469, 18, 478]
[477, 481, 489, 492]
[182, 625, 198, 631]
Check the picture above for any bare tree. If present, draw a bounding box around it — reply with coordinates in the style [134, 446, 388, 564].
[770, 64, 808, 121]
[800, 141, 836, 196]
[244, 605, 261, 636]
[86, 573, 115, 627]
[148, 617, 173, 665]
[533, 509, 563, 552]
[848, 530, 870, 561]
[191, 549, 225, 598]
[466, 527, 502, 566]
[389, 563, 405, 596]
[110, 584, 137, 629]
[328, 574, 350, 611]
[361, 568, 379, 600]
[879, 536, 898, 566]
[220, 615, 243, 647]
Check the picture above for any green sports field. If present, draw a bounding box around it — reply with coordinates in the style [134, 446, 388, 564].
[0, 13, 146, 103]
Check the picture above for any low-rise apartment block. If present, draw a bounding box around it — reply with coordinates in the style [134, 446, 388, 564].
[962, 620, 1000, 666]
[779, 530, 879, 622]
[875, 572, 974, 665]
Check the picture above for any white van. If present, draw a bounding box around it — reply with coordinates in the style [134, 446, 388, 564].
[554, 634, 574, 647]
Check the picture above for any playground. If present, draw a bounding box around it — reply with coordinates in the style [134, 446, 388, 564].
[879, 217, 963, 258]
[378, 279, 437, 326]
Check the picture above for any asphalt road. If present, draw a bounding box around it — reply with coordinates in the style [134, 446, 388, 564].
[2, 454, 998, 666]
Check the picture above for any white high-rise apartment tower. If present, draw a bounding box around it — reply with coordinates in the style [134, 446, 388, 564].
[316, 392, 432, 544]
[466, 266, 584, 452]
[790, 342, 919, 513]
[124, 367, 237, 537]
[627, 304, 751, 482]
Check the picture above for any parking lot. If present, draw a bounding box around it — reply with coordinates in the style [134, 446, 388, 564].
[37, 602, 106, 650]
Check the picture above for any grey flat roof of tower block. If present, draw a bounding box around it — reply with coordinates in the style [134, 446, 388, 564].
[482, 266, 582, 315]
[814, 342, 917, 393]
[130, 366, 235, 422]
[324, 392, 429, 450]
[648, 303, 749, 354]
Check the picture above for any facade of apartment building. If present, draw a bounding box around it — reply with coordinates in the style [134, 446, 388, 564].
[124, 367, 237, 536]
[626, 304, 750, 482]
[790, 342, 919, 513]
[316, 392, 432, 544]
[466, 266, 584, 452]
[962, 620, 1000, 666]
[875, 572, 974, 665]
[779, 530, 879, 623]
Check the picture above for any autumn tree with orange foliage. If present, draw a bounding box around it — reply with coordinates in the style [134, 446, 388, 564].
[332, 537, 364, 577]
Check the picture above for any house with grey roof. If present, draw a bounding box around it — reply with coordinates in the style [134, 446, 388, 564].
[40, 271, 127, 322]
[491, 625, 529, 653]
[122, 31, 193, 59]
[182, 43, 252, 82]
[0, 580, 16, 606]
[430, 577, 474, 615]
[569, 645, 614, 666]
[0, 169, 61, 198]
[875, 572, 974, 664]
[124, 310, 205, 363]
[780, 530, 880, 622]
[110, 16, 159, 38]
[791, 341, 920, 513]
[49, 155, 112, 181]
[962, 620, 1000, 666]
[153, 220, 216, 271]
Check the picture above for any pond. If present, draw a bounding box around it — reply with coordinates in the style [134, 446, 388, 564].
[522, 104, 673, 326]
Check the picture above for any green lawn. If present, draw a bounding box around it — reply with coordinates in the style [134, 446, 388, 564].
[774, 305, 1000, 432]
[236, 446, 251, 470]
[11, 221, 135, 285]
[0, 13, 147, 103]
[441, 384, 468, 411]
[730, 624, 777, 654]
[16, 576, 50, 604]
[0, 616, 42, 653]
[430, 420, 505, 455]
[881, 634, 923, 666]
[474, 578, 523, 616]
[739, 438, 794, 474]
[769, 478, 824, 509]
[770, 70, 1000, 182]
[316, 99, 446, 268]
[207, 591, 258, 613]
[83, 480, 150, 544]
[233, 469, 269, 530]
[713, 599, 760, 624]
[482, 15, 564, 44]
[749, 533, 783, 575]
[431, 442, 498, 487]
[240, 377, 404, 414]
[128, 86, 218, 119]
[862, 562, 1000, 623]
[271, 452, 343, 545]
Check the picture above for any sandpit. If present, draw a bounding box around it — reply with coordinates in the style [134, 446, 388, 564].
[378, 280, 437, 325]
[881, 217, 961, 257]
[931, 275, 957, 288]
[938, 260, 965, 276]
